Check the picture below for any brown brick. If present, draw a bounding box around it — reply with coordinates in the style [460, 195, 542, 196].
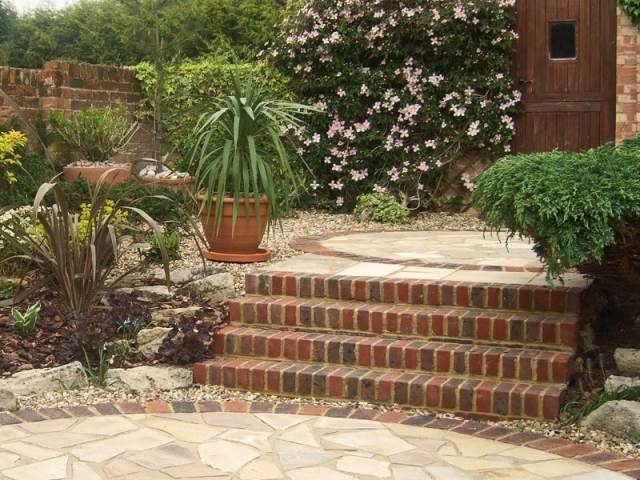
[542, 386, 564, 419]
[356, 308, 370, 332]
[382, 280, 395, 302]
[361, 371, 383, 402]
[298, 365, 320, 396]
[342, 307, 355, 330]
[553, 444, 600, 458]
[471, 285, 485, 308]
[441, 378, 463, 409]
[518, 352, 535, 381]
[441, 283, 454, 305]
[299, 275, 313, 297]
[369, 280, 382, 302]
[476, 315, 491, 340]
[408, 375, 429, 406]
[484, 349, 501, 377]
[354, 279, 369, 301]
[399, 312, 414, 334]
[518, 286, 534, 311]
[541, 319, 557, 344]
[560, 318, 577, 347]
[459, 379, 480, 412]
[550, 290, 565, 313]
[394, 374, 414, 405]
[493, 382, 513, 416]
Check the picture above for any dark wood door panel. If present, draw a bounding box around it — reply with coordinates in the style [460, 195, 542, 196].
[513, 0, 615, 153]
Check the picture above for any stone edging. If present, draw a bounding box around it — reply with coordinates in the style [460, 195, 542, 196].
[289, 231, 544, 273]
[2, 401, 640, 478]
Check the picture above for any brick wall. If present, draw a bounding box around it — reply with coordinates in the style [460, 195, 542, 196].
[616, 6, 640, 142]
[0, 61, 155, 162]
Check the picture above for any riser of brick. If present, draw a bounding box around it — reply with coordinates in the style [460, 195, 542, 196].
[245, 272, 582, 315]
[213, 326, 573, 384]
[229, 297, 578, 350]
[194, 358, 566, 421]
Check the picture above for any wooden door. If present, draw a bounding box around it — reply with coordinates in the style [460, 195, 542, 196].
[513, 0, 616, 153]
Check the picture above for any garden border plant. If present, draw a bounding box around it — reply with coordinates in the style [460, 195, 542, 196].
[264, 0, 519, 210]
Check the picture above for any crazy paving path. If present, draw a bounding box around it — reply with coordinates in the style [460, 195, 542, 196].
[0, 411, 631, 480]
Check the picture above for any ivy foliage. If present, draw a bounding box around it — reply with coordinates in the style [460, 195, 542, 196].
[620, 0, 640, 26]
[472, 136, 640, 281]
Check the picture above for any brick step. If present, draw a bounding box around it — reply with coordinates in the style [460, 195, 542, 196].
[193, 357, 566, 420]
[229, 296, 578, 350]
[245, 272, 582, 315]
[213, 326, 573, 383]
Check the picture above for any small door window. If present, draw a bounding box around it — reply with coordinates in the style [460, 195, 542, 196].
[549, 22, 577, 59]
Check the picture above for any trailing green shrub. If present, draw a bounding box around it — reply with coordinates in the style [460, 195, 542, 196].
[472, 137, 640, 282]
[265, 0, 519, 209]
[353, 193, 410, 224]
[135, 57, 292, 159]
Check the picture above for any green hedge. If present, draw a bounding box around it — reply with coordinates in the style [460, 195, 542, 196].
[472, 137, 640, 282]
[135, 57, 292, 161]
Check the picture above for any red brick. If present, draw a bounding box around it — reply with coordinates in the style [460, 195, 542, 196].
[518, 352, 535, 380]
[442, 378, 462, 409]
[435, 346, 452, 373]
[396, 282, 409, 303]
[468, 348, 485, 375]
[534, 288, 549, 311]
[313, 276, 326, 297]
[285, 276, 298, 296]
[605, 460, 640, 471]
[410, 282, 425, 304]
[371, 308, 385, 334]
[383, 280, 395, 302]
[550, 290, 565, 313]
[399, 312, 414, 334]
[476, 315, 491, 340]
[193, 362, 208, 384]
[493, 317, 507, 341]
[356, 309, 370, 332]
[487, 285, 501, 308]
[145, 401, 173, 414]
[455, 284, 469, 306]
[357, 338, 376, 366]
[237, 365, 251, 390]
[427, 284, 440, 305]
[524, 385, 543, 418]
[518, 286, 534, 311]
[271, 273, 285, 294]
[327, 304, 341, 329]
[446, 314, 460, 337]
[378, 373, 400, 403]
[299, 404, 326, 416]
[475, 381, 497, 413]
[404, 343, 419, 369]
[551, 354, 571, 383]
[535, 352, 552, 382]
[510, 383, 527, 417]
[431, 311, 445, 336]
[386, 307, 402, 333]
[376, 411, 408, 423]
[373, 340, 391, 368]
[342, 307, 355, 330]
[229, 301, 241, 321]
[425, 377, 445, 407]
[553, 444, 600, 458]
[484, 349, 501, 377]
[560, 318, 577, 347]
[298, 336, 312, 361]
[541, 320, 557, 344]
[328, 368, 347, 397]
[542, 386, 564, 419]
[355, 279, 369, 301]
[340, 278, 354, 300]
[284, 303, 298, 326]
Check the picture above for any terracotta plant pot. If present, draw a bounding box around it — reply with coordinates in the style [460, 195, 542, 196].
[62, 165, 132, 184]
[197, 195, 271, 263]
[139, 175, 196, 194]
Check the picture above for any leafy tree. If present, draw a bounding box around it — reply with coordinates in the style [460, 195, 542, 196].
[9, 7, 58, 68]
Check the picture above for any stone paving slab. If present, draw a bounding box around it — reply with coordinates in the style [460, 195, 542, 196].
[0, 401, 636, 479]
[285, 231, 590, 287]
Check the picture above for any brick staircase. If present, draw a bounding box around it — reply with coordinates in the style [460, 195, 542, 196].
[194, 271, 583, 420]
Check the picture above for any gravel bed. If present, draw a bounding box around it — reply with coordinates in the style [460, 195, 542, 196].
[14, 210, 639, 459]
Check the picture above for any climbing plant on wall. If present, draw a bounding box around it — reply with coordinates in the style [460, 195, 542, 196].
[620, 0, 640, 26]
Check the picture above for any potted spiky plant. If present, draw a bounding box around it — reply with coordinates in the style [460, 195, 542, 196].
[189, 69, 319, 262]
